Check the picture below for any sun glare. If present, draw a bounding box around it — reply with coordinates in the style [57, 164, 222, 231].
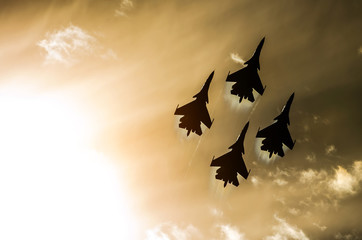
[224, 82, 258, 111]
[0, 92, 136, 239]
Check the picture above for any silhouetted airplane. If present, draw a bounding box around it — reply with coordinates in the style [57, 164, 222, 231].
[256, 93, 296, 158]
[210, 122, 251, 187]
[174, 71, 214, 136]
[226, 37, 266, 103]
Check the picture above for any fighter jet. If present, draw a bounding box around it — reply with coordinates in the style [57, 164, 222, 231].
[256, 93, 296, 158]
[226, 37, 266, 103]
[174, 71, 214, 136]
[210, 122, 251, 187]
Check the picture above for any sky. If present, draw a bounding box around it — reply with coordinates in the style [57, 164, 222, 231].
[0, 0, 361, 239]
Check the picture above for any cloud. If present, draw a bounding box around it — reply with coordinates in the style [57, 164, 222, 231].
[313, 223, 327, 231]
[250, 176, 261, 186]
[298, 161, 362, 201]
[305, 153, 316, 162]
[230, 53, 245, 65]
[288, 208, 300, 216]
[145, 223, 249, 240]
[210, 207, 224, 218]
[358, 46, 362, 55]
[264, 215, 309, 240]
[325, 145, 337, 155]
[38, 25, 117, 66]
[328, 163, 362, 196]
[299, 169, 327, 184]
[115, 0, 134, 17]
[335, 232, 361, 240]
[145, 223, 202, 240]
[273, 178, 288, 186]
[219, 225, 248, 240]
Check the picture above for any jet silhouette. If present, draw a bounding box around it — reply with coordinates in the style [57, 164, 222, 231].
[174, 71, 214, 136]
[256, 93, 296, 158]
[210, 122, 251, 187]
[226, 37, 266, 103]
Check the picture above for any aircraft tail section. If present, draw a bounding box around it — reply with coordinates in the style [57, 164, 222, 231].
[244, 37, 265, 70]
[193, 71, 214, 103]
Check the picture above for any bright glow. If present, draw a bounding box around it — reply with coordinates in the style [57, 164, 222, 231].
[255, 137, 291, 164]
[0, 92, 136, 240]
[224, 83, 256, 111]
[255, 138, 279, 164]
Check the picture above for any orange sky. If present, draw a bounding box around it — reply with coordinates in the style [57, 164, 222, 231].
[0, 1, 361, 239]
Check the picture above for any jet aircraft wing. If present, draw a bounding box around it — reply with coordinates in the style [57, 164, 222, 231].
[194, 124, 202, 136]
[252, 73, 265, 95]
[200, 105, 212, 128]
[256, 124, 275, 138]
[236, 158, 250, 180]
[225, 70, 239, 82]
[174, 102, 193, 116]
[210, 152, 231, 167]
[282, 127, 294, 150]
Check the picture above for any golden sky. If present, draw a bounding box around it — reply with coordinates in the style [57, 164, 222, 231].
[0, 0, 361, 239]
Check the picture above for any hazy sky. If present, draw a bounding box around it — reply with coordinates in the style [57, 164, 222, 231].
[0, 1, 361, 239]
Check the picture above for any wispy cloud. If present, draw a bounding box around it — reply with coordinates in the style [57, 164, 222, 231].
[38, 25, 117, 66]
[329, 162, 362, 196]
[219, 225, 248, 240]
[264, 215, 309, 240]
[145, 223, 202, 240]
[230, 53, 245, 65]
[145, 223, 249, 240]
[250, 176, 261, 186]
[288, 208, 300, 216]
[335, 232, 361, 240]
[115, 0, 134, 17]
[298, 161, 362, 199]
[273, 178, 288, 186]
[305, 153, 316, 162]
[210, 207, 224, 218]
[299, 169, 327, 184]
[38, 25, 96, 65]
[325, 145, 337, 155]
[313, 222, 327, 231]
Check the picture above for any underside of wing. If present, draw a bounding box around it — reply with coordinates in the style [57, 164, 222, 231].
[282, 127, 294, 150]
[252, 72, 264, 95]
[210, 152, 231, 167]
[226, 69, 243, 82]
[200, 106, 212, 129]
[236, 157, 250, 180]
[194, 124, 202, 136]
[226, 66, 251, 83]
[174, 101, 193, 116]
[256, 124, 274, 138]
